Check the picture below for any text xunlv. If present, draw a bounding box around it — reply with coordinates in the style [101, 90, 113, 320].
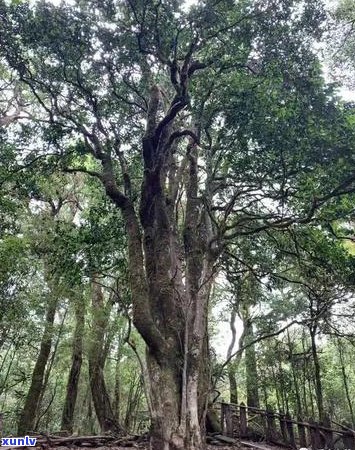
[1, 437, 37, 447]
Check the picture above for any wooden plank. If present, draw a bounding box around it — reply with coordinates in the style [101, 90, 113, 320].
[286, 412, 296, 448]
[240, 440, 283, 450]
[343, 431, 355, 450]
[221, 403, 226, 434]
[297, 415, 308, 448]
[219, 402, 354, 448]
[309, 419, 323, 450]
[225, 403, 234, 437]
[279, 413, 288, 446]
[322, 414, 333, 449]
[265, 409, 277, 443]
[240, 402, 248, 437]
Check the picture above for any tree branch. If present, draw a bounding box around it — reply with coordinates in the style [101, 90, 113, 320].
[63, 167, 103, 180]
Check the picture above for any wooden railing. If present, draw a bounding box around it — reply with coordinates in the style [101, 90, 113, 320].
[220, 403, 355, 450]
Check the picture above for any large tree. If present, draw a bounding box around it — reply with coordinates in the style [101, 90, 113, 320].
[1, 0, 355, 448]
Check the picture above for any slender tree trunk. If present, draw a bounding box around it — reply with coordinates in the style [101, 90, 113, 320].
[302, 374, 308, 417]
[18, 295, 58, 434]
[87, 394, 95, 434]
[0, 343, 17, 397]
[287, 330, 303, 417]
[285, 392, 290, 414]
[35, 308, 68, 430]
[291, 357, 303, 416]
[278, 355, 287, 413]
[124, 377, 135, 430]
[124, 375, 143, 432]
[79, 384, 95, 434]
[88, 277, 124, 433]
[261, 370, 269, 409]
[244, 320, 260, 408]
[308, 375, 315, 418]
[227, 311, 238, 404]
[61, 299, 85, 433]
[309, 325, 324, 422]
[113, 347, 121, 423]
[301, 331, 309, 417]
[337, 338, 355, 427]
[271, 365, 282, 412]
[228, 329, 247, 406]
[228, 368, 238, 405]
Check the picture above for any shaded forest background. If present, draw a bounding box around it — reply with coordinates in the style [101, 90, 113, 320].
[0, 0, 354, 445]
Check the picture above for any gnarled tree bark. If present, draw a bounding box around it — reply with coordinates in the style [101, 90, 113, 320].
[86, 53, 218, 447]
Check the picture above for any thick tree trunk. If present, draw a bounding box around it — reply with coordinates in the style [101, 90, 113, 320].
[88, 277, 124, 433]
[145, 278, 212, 450]
[18, 295, 58, 434]
[61, 300, 85, 433]
[148, 361, 183, 450]
[147, 354, 206, 450]
[136, 139, 214, 450]
[97, 83, 217, 449]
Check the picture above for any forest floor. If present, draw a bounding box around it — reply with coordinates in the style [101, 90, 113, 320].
[3, 443, 280, 450]
[3, 435, 282, 450]
[26, 443, 276, 450]
[45, 447, 244, 450]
